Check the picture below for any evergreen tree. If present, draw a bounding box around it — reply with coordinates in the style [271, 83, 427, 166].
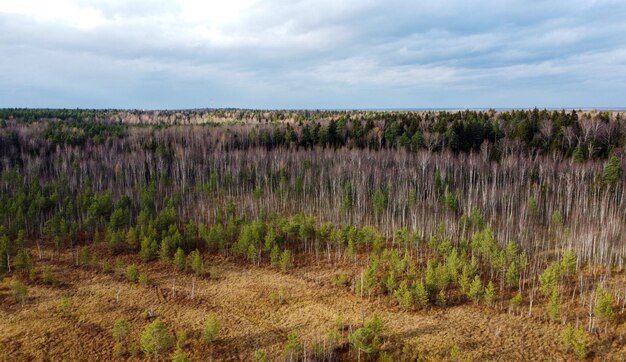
[548, 288, 560, 321]
[468, 276, 483, 304]
[203, 313, 220, 344]
[173, 248, 185, 270]
[140, 319, 174, 361]
[602, 155, 622, 187]
[484, 281, 496, 306]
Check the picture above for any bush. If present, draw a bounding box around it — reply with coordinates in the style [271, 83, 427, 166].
[467, 276, 483, 304]
[270, 288, 287, 305]
[79, 247, 92, 266]
[112, 342, 126, 357]
[12, 280, 28, 304]
[548, 288, 560, 321]
[333, 273, 350, 287]
[113, 319, 130, 343]
[203, 313, 220, 344]
[188, 249, 204, 276]
[173, 248, 185, 270]
[594, 285, 614, 324]
[101, 260, 113, 273]
[138, 272, 150, 286]
[280, 249, 293, 272]
[254, 349, 269, 362]
[562, 323, 589, 358]
[126, 264, 139, 283]
[348, 314, 384, 357]
[14, 249, 33, 275]
[58, 297, 73, 317]
[140, 319, 174, 360]
[170, 348, 188, 362]
[484, 281, 496, 306]
[42, 266, 55, 285]
[283, 332, 302, 361]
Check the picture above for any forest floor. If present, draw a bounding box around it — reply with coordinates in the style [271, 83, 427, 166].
[1, 248, 625, 361]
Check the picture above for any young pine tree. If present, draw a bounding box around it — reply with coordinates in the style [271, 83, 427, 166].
[203, 313, 220, 344]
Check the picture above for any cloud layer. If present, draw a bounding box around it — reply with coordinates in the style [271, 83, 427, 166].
[1, 0, 626, 109]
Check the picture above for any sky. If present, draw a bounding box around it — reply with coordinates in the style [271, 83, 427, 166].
[1, 0, 626, 109]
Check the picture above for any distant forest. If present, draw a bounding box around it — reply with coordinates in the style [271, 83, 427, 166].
[1, 108, 625, 160]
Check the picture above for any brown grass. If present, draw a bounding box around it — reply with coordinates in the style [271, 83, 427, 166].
[1, 249, 625, 361]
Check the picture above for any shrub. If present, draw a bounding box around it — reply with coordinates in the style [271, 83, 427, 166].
[173, 248, 185, 270]
[484, 281, 496, 306]
[413, 282, 429, 309]
[467, 276, 483, 304]
[112, 319, 130, 343]
[280, 249, 293, 272]
[270, 288, 287, 305]
[348, 314, 384, 357]
[42, 266, 55, 285]
[79, 247, 92, 266]
[560, 249, 577, 276]
[125, 264, 139, 283]
[170, 348, 188, 362]
[140, 319, 174, 360]
[203, 313, 220, 344]
[188, 249, 204, 276]
[548, 288, 560, 321]
[254, 349, 269, 362]
[283, 332, 302, 361]
[138, 272, 150, 286]
[333, 273, 350, 287]
[58, 297, 73, 317]
[562, 323, 589, 358]
[14, 248, 33, 275]
[112, 343, 126, 358]
[594, 285, 614, 324]
[539, 262, 560, 296]
[12, 280, 28, 304]
[394, 281, 412, 310]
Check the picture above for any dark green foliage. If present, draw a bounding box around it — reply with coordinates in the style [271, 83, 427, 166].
[348, 314, 385, 357]
[602, 155, 622, 187]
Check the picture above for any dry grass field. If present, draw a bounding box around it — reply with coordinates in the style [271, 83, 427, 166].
[1, 248, 625, 361]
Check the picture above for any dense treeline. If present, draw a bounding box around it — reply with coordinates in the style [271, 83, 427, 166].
[2, 108, 626, 159]
[0, 109, 625, 360]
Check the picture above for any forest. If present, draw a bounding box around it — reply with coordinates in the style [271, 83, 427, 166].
[0, 108, 625, 361]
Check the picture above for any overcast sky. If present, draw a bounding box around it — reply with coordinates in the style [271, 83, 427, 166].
[1, 0, 626, 109]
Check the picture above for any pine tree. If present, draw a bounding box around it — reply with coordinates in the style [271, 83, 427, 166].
[394, 281, 412, 310]
[505, 261, 519, 288]
[188, 249, 204, 276]
[560, 249, 577, 276]
[484, 281, 496, 306]
[203, 313, 220, 344]
[283, 332, 303, 361]
[140, 319, 174, 361]
[468, 276, 483, 304]
[413, 282, 429, 309]
[594, 285, 614, 326]
[173, 248, 185, 270]
[280, 249, 292, 272]
[548, 288, 560, 321]
[602, 155, 622, 187]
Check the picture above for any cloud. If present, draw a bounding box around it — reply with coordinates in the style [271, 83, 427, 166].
[1, 0, 626, 108]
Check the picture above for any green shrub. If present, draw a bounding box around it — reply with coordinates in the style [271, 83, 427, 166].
[203, 313, 220, 344]
[348, 314, 384, 357]
[112, 319, 130, 343]
[42, 266, 55, 285]
[125, 264, 139, 283]
[12, 280, 28, 304]
[283, 332, 302, 361]
[140, 319, 174, 360]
